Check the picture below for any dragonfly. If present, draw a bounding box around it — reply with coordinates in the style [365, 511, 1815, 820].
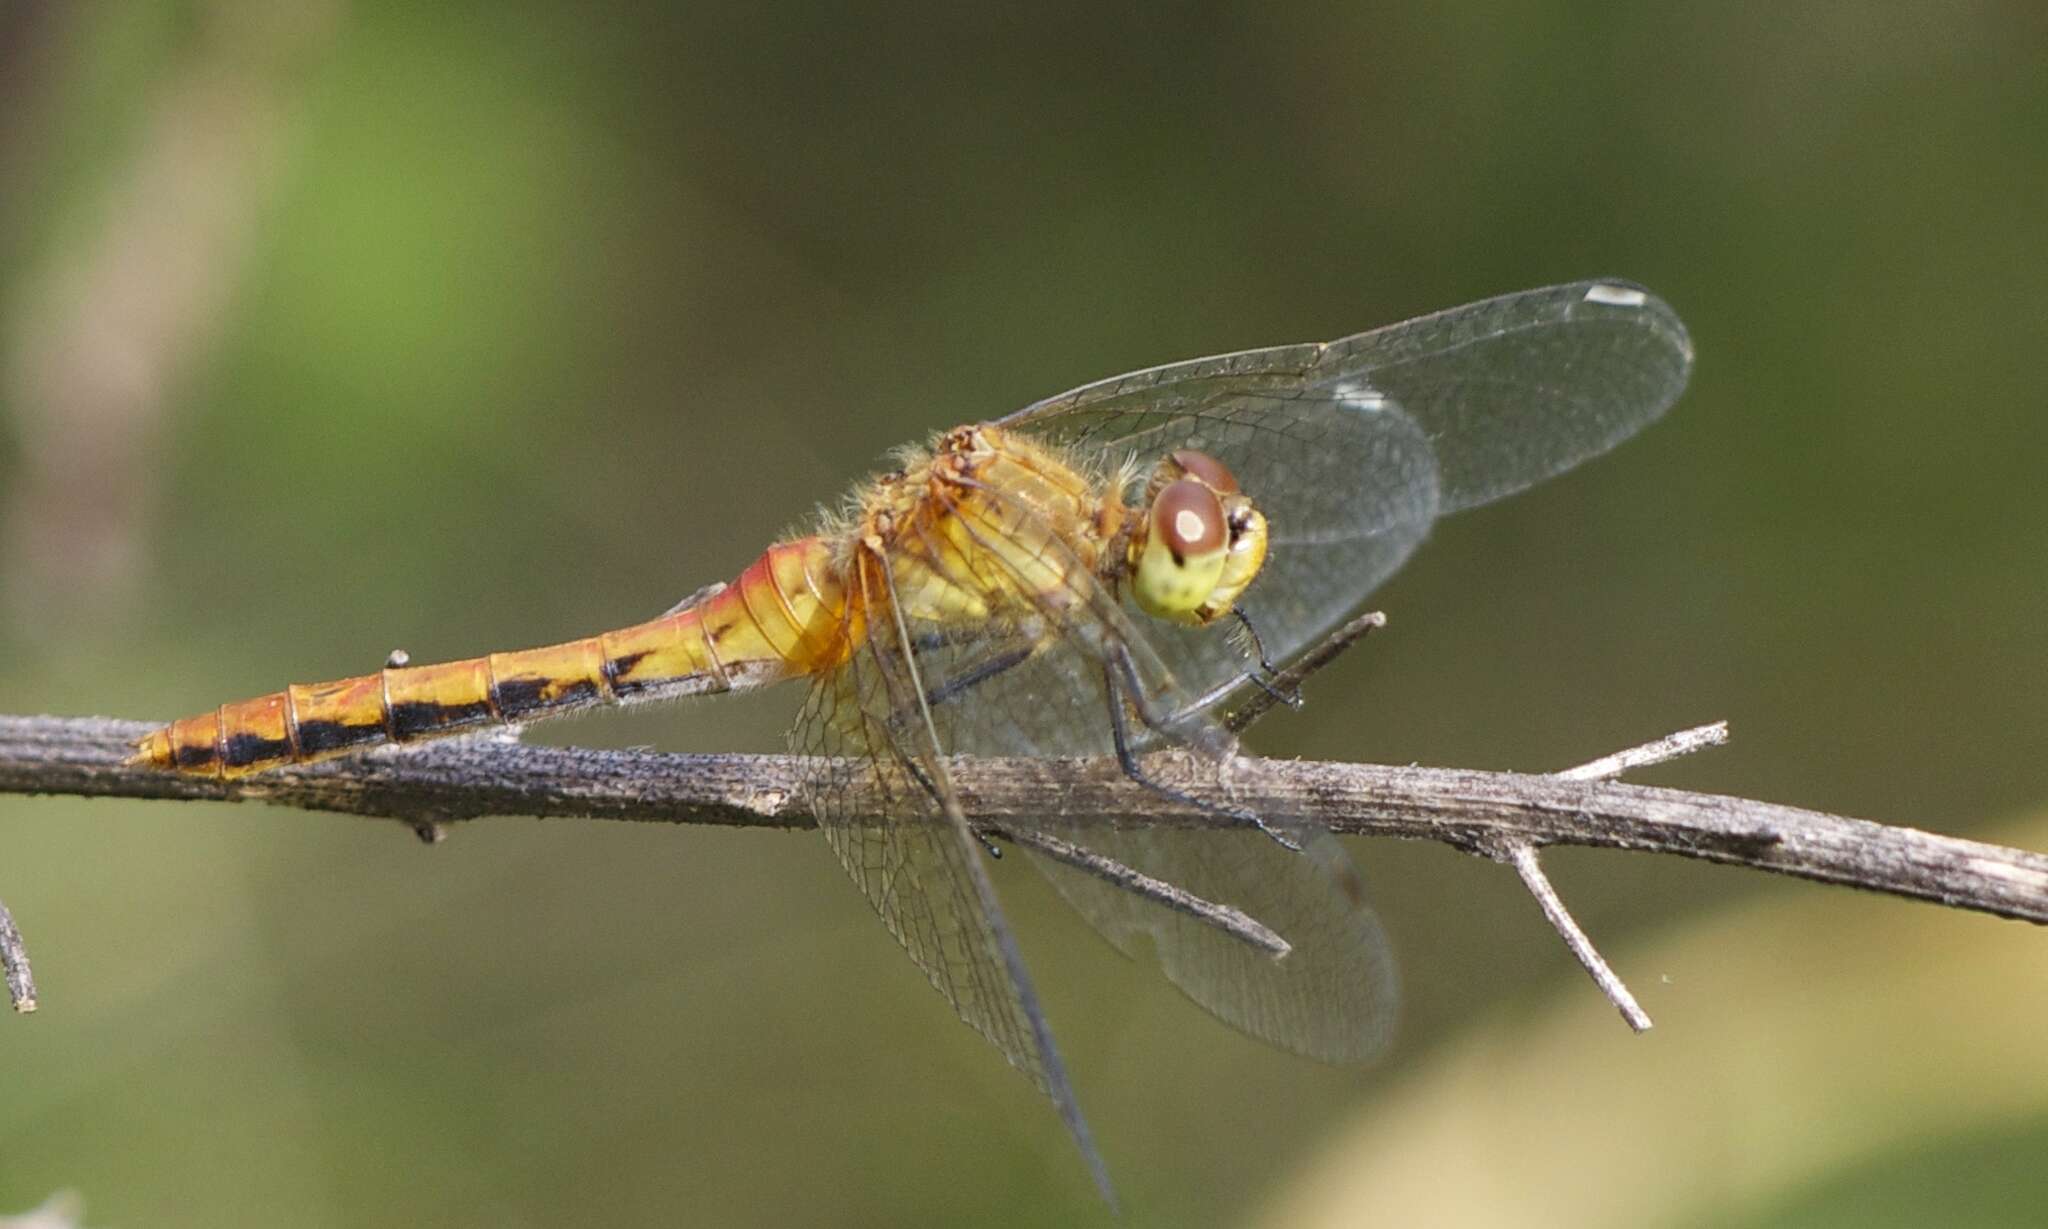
[133, 278, 1692, 1201]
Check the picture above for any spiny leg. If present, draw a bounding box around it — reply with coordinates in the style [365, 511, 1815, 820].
[1232, 607, 1303, 711]
[922, 642, 1036, 711]
[1099, 652, 1303, 853]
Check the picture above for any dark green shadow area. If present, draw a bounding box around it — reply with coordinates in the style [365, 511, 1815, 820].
[1716, 1114, 2048, 1229]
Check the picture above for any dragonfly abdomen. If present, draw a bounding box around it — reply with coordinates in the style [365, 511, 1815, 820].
[133, 537, 849, 778]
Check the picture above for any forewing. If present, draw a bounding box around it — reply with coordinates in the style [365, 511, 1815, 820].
[791, 557, 1111, 1201]
[1308, 279, 1692, 512]
[997, 278, 1691, 709]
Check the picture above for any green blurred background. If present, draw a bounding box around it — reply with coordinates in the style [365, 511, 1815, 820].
[3, 3, 2046, 1226]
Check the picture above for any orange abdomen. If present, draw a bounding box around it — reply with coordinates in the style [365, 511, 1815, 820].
[133, 537, 849, 778]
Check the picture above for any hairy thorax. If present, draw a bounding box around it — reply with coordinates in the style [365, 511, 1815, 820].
[842, 425, 1131, 632]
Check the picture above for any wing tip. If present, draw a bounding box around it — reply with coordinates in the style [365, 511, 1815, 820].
[1575, 276, 1696, 370]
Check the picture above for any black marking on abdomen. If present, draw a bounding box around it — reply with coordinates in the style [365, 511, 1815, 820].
[602, 651, 650, 688]
[296, 719, 383, 756]
[388, 700, 497, 740]
[222, 731, 293, 769]
[173, 740, 219, 770]
[492, 676, 601, 719]
[607, 674, 662, 698]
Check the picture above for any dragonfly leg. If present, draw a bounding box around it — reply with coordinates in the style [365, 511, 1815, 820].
[1100, 656, 1303, 854]
[922, 643, 1035, 710]
[1232, 608, 1304, 711]
[880, 638, 1037, 751]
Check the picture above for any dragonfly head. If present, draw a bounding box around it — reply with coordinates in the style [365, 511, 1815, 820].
[1128, 449, 1268, 626]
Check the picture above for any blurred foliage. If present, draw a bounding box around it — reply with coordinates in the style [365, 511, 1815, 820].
[1, 2, 2044, 1226]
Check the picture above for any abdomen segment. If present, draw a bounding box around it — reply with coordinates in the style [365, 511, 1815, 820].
[133, 537, 848, 778]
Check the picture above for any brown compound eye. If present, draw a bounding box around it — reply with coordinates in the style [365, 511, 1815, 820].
[1171, 449, 1238, 494]
[1153, 479, 1226, 559]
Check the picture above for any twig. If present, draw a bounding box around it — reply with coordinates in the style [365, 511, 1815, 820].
[1004, 828, 1290, 957]
[1469, 720, 1733, 1031]
[1458, 721, 1732, 1031]
[0, 895, 34, 1013]
[4, 715, 2047, 928]
[1557, 721, 1730, 780]
[1496, 841, 1652, 1031]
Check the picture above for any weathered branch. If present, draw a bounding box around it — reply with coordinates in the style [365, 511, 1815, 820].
[4, 713, 2046, 929]
[0, 597, 2033, 1027]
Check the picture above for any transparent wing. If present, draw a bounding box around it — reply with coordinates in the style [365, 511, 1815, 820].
[923, 634, 1400, 1063]
[904, 478, 1399, 1063]
[790, 557, 1112, 1202]
[1038, 828, 1395, 1063]
[996, 279, 1692, 709]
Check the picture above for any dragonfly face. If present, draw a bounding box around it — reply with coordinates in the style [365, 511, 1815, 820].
[1125, 448, 1270, 627]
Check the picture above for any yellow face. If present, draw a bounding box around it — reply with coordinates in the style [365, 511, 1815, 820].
[1127, 449, 1269, 626]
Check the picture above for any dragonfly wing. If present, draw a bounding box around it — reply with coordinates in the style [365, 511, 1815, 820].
[1307, 279, 1693, 514]
[791, 553, 1113, 1203]
[1034, 824, 1397, 1063]
[996, 279, 1691, 711]
[919, 631, 1400, 1063]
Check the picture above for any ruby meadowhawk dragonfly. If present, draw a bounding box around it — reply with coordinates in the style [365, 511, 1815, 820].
[134, 278, 1692, 1200]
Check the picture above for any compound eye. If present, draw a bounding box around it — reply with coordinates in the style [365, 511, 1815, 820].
[1153, 479, 1226, 559]
[1170, 449, 1239, 494]
[1133, 479, 1231, 622]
